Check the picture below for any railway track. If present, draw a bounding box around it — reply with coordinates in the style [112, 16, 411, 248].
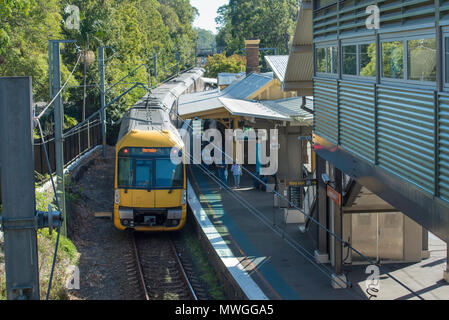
[129, 232, 200, 300]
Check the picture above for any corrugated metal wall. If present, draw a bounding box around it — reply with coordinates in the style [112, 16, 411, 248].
[314, 78, 438, 196]
[377, 86, 435, 193]
[314, 0, 440, 40]
[439, 93, 449, 201]
[314, 78, 338, 144]
[339, 81, 375, 163]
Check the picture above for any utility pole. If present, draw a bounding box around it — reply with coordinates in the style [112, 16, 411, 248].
[176, 52, 180, 76]
[99, 46, 107, 158]
[0, 77, 40, 300]
[315, 155, 329, 264]
[153, 52, 158, 82]
[51, 40, 71, 237]
[82, 34, 89, 122]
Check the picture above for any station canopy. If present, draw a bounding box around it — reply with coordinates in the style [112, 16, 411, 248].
[178, 72, 277, 120]
[178, 72, 313, 125]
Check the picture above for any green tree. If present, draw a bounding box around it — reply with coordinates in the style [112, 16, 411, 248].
[204, 53, 246, 78]
[195, 28, 216, 51]
[157, 0, 198, 70]
[215, 0, 298, 55]
[0, 0, 198, 142]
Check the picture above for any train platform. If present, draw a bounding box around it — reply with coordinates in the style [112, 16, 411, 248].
[187, 165, 362, 300]
[187, 165, 449, 300]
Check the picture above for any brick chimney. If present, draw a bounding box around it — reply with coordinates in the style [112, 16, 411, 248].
[245, 39, 260, 75]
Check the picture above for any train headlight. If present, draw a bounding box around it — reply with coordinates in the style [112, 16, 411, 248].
[115, 189, 120, 205]
[181, 189, 187, 205]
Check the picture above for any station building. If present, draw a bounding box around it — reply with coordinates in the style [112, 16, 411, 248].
[282, 0, 449, 284]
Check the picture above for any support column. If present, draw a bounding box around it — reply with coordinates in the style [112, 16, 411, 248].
[314, 155, 329, 264]
[232, 117, 239, 163]
[331, 167, 347, 289]
[422, 227, 430, 259]
[334, 167, 343, 275]
[99, 46, 107, 158]
[0, 77, 40, 299]
[52, 42, 67, 236]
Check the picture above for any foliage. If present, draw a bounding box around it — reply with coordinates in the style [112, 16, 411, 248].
[0, 187, 79, 300]
[195, 27, 216, 51]
[215, 0, 299, 55]
[37, 227, 79, 300]
[0, 0, 198, 141]
[204, 53, 246, 79]
[181, 224, 225, 300]
[35, 186, 79, 300]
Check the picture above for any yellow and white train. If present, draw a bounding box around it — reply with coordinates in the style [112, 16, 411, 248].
[114, 68, 203, 231]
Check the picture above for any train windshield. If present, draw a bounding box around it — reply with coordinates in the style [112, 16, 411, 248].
[118, 147, 183, 190]
[155, 159, 183, 188]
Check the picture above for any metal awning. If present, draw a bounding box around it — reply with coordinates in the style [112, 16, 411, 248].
[218, 97, 291, 121]
[264, 55, 289, 83]
[179, 73, 274, 119]
[262, 97, 314, 125]
[284, 1, 313, 95]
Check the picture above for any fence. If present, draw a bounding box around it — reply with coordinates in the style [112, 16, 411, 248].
[0, 120, 102, 204]
[34, 120, 102, 176]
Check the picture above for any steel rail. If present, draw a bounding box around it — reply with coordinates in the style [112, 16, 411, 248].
[169, 237, 198, 301]
[131, 232, 151, 300]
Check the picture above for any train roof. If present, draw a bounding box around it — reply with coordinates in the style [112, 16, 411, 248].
[118, 102, 173, 142]
[151, 68, 204, 110]
[117, 68, 204, 143]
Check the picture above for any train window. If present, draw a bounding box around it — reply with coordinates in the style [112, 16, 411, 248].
[155, 159, 183, 188]
[135, 160, 153, 188]
[118, 158, 133, 187]
[382, 41, 404, 79]
[407, 38, 436, 82]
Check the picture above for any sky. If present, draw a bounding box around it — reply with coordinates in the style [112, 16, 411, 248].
[191, 0, 228, 34]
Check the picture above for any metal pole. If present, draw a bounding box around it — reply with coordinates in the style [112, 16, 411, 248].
[87, 119, 91, 150]
[153, 52, 158, 81]
[176, 52, 180, 76]
[52, 41, 67, 237]
[317, 155, 328, 255]
[0, 77, 40, 300]
[99, 46, 107, 158]
[334, 167, 343, 276]
[49, 41, 52, 99]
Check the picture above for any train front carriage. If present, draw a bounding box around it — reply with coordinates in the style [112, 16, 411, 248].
[114, 112, 187, 231]
[113, 68, 203, 232]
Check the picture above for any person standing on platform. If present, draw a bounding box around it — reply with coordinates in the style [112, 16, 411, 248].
[224, 164, 229, 185]
[216, 162, 226, 190]
[231, 164, 242, 188]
